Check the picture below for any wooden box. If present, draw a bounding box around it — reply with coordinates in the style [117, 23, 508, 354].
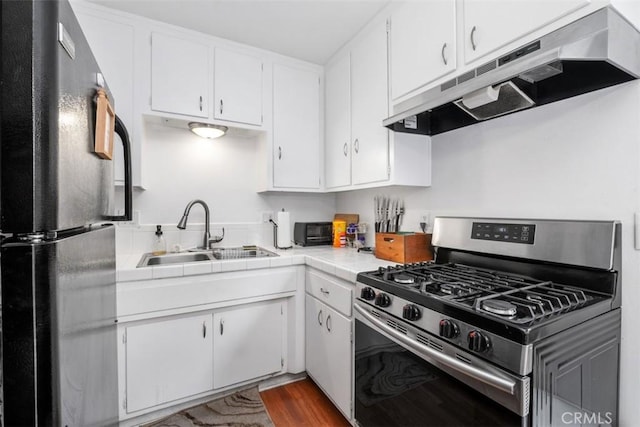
[375, 232, 433, 264]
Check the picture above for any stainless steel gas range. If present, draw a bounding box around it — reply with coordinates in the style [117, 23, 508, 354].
[354, 217, 621, 427]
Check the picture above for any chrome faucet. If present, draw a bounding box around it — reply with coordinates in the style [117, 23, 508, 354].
[177, 199, 211, 250]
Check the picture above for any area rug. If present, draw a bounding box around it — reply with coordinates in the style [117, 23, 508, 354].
[144, 386, 274, 427]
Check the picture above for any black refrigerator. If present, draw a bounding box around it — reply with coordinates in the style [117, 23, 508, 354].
[0, 0, 133, 425]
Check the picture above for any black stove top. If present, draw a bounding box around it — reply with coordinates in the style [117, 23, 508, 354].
[357, 260, 614, 344]
[375, 262, 606, 323]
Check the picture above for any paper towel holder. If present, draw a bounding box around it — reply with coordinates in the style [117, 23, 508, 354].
[269, 218, 292, 250]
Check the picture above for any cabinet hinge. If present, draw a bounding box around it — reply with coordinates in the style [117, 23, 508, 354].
[281, 357, 284, 368]
[122, 331, 127, 344]
[350, 329, 353, 344]
[281, 305, 283, 315]
[123, 393, 127, 411]
[386, 19, 390, 34]
[387, 164, 391, 178]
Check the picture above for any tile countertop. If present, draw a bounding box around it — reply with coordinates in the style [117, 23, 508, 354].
[117, 246, 391, 284]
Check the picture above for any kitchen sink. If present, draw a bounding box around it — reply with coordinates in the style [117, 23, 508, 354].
[211, 246, 278, 260]
[137, 251, 215, 267]
[136, 246, 278, 267]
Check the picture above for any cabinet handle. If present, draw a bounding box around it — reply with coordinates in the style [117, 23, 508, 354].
[220, 99, 224, 114]
[199, 96, 203, 112]
[384, 237, 395, 243]
[441, 43, 448, 65]
[320, 287, 330, 296]
[278, 146, 282, 160]
[326, 315, 332, 332]
[220, 319, 224, 335]
[354, 139, 360, 154]
[470, 26, 477, 51]
[202, 321, 207, 338]
[343, 143, 348, 157]
[318, 309, 323, 326]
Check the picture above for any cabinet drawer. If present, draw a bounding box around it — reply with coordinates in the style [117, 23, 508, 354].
[306, 269, 352, 317]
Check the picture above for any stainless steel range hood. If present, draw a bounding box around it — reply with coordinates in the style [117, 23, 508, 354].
[384, 7, 640, 136]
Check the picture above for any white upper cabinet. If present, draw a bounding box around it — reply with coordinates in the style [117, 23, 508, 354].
[73, 8, 144, 188]
[324, 54, 351, 189]
[214, 48, 263, 126]
[325, 18, 431, 191]
[272, 64, 321, 189]
[325, 20, 391, 190]
[463, 0, 590, 63]
[350, 20, 391, 186]
[390, 0, 456, 101]
[151, 32, 209, 118]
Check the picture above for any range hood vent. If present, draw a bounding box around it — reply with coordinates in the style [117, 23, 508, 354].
[384, 7, 640, 136]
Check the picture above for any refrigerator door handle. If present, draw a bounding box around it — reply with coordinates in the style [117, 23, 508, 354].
[106, 114, 133, 221]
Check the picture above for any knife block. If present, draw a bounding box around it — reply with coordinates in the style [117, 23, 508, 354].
[375, 232, 433, 264]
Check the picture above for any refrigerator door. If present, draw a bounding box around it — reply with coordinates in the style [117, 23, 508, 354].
[1, 0, 116, 233]
[1, 225, 118, 426]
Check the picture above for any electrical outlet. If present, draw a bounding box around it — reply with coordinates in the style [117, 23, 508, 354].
[420, 212, 431, 233]
[261, 211, 274, 223]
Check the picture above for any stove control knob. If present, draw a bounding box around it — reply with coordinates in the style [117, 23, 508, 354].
[374, 293, 391, 308]
[467, 330, 491, 353]
[439, 319, 459, 338]
[402, 304, 421, 321]
[360, 287, 376, 301]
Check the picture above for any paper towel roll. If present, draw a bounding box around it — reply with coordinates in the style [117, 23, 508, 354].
[277, 210, 292, 248]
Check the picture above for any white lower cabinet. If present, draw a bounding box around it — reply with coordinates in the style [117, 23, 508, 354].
[124, 313, 214, 413]
[121, 301, 286, 415]
[213, 300, 284, 388]
[305, 268, 353, 420]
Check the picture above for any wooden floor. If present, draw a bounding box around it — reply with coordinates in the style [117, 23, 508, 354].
[260, 378, 351, 427]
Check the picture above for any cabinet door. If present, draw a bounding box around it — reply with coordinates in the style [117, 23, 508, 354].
[125, 314, 213, 413]
[151, 32, 209, 118]
[214, 48, 263, 126]
[463, 0, 590, 63]
[213, 300, 283, 389]
[74, 12, 136, 186]
[324, 53, 352, 189]
[390, 1, 456, 100]
[272, 64, 321, 189]
[305, 295, 352, 419]
[351, 21, 390, 186]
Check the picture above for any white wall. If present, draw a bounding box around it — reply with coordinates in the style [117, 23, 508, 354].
[337, 81, 640, 425]
[114, 120, 336, 251]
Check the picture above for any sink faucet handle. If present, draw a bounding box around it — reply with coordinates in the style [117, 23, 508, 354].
[208, 227, 225, 248]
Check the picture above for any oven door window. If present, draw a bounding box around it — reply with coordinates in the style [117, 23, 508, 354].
[355, 319, 526, 427]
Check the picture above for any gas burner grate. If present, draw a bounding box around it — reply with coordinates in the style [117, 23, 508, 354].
[369, 262, 601, 324]
[473, 283, 591, 323]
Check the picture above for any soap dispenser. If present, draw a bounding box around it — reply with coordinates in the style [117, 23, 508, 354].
[152, 225, 167, 255]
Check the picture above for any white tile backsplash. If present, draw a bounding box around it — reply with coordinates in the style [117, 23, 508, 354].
[116, 222, 274, 256]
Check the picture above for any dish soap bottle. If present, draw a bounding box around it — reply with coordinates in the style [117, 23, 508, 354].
[152, 225, 167, 255]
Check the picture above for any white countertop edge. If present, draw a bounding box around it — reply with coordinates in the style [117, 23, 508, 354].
[117, 247, 387, 284]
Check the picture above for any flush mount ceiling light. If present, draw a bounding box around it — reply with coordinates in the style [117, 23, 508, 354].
[188, 122, 228, 139]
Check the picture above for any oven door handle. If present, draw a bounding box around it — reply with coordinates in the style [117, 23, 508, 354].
[355, 304, 516, 395]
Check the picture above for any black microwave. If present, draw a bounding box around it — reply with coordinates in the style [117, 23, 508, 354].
[294, 222, 332, 246]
